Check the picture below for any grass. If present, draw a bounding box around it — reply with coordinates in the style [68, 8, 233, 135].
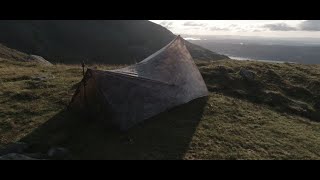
[0, 58, 122, 145]
[1, 57, 320, 159]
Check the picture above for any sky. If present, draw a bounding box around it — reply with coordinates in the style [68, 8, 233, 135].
[150, 20, 320, 38]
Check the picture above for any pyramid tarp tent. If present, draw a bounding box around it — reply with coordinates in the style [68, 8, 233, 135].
[69, 36, 209, 131]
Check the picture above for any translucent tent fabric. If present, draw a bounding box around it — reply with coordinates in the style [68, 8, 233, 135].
[69, 36, 209, 131]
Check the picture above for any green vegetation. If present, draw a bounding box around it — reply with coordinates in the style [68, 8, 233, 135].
[1, 57, 320, 159]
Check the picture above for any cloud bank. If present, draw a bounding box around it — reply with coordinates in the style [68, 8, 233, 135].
[263, 23, 297, 31]
[183, 21, 207, 27]
[299, 20, 320, 31]
[160, 21, 173, 29]
[151, 20, 320, 37]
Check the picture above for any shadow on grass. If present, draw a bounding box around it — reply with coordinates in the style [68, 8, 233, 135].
[20, 97, 208, 160]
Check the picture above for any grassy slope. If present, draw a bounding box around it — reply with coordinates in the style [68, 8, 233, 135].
[1, 58, 320, 159]
[0, 43, 30, 61]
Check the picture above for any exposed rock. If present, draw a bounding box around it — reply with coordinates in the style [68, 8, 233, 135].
[31, 74, 55, 82]
[217, 65, 234, 74]
[31, 76, 48, 82]
[239, 68, 256, 81]
[27, 55, 52, 66]
[47, 147, 69, 159]
[0, 142, 29, 156]
[0, 153, 37, 160]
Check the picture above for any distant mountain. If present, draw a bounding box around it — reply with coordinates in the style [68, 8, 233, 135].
[0, 20, 228, 64]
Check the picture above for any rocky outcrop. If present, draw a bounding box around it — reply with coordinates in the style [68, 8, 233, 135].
[0, 153, 38, 160]
[27, 55, 52, 66]
[0, 142, 69, 160]
[239, 68, 256, 81]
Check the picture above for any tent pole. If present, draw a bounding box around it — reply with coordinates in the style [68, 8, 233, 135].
[81, 61, 90, 118]
[82, 61, 85, 77]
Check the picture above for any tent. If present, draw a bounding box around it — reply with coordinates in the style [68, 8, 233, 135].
[69, 35, 209, 131]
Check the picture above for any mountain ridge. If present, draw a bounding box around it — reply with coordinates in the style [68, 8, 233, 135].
[0, 20, 228, 64]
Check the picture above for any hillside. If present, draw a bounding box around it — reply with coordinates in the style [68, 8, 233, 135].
[0, 43, 52, 65]
[1, 55, 320, 159]
[0, 20, 228, 64]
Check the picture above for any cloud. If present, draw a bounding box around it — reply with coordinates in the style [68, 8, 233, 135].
[208, 24, 248, 32]
[262, 21, 320, 31]
[184, 37, 202, 41]
[160, 21, 173, 29]
[263, 23, 297, 31]
[183, 21, 207, 27]
[229, 24, 238, 28]
[299, 20, 320, 31]
[209, 26, 229, 31]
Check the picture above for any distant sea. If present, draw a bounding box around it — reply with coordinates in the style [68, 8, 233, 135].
[187, 37, 320, 64]
[228, 56, 289, 64]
